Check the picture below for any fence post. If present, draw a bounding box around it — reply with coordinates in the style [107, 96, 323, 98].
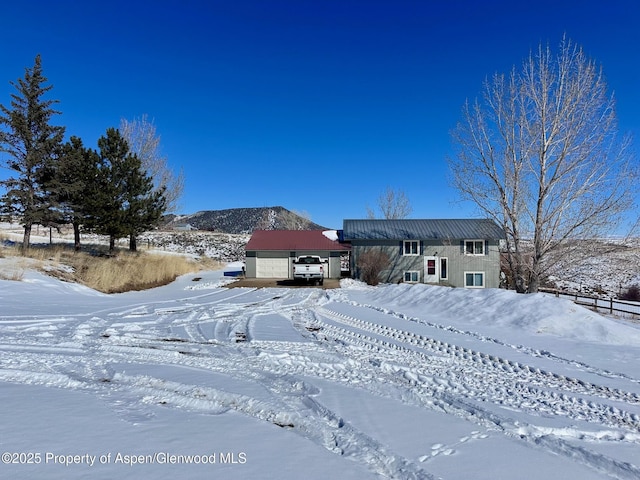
[547, 288, 637, 318]
[610, 297, 613, 314]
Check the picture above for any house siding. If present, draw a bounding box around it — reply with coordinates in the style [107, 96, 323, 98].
[350, 238, 502, 288]
[344, 219, 504, 289]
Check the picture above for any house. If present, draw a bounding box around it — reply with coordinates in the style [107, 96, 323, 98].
[342, 219, 505, 288]
[244, 230, 351, 279]
[174, 223, 195, 231]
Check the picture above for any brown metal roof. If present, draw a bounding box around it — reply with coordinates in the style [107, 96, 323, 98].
[245, 230, 350, 252]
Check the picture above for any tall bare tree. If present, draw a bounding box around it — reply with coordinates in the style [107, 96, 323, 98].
[449, 36, 638, 293]
[119, 115, 184, 213]
[367, 186, 413, 219]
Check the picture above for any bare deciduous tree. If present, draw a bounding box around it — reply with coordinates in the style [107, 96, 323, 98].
[367, 187, 412, 219]
[119, 115, 184, 213]
[450, 36, 638, 293]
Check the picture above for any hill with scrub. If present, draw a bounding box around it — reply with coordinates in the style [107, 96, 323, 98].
[163, 206, 327, 234]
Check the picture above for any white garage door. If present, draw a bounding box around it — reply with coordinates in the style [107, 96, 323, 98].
[256, 258, 289, 278]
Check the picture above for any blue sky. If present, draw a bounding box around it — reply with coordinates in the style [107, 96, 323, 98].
[1, 0, 639, 229]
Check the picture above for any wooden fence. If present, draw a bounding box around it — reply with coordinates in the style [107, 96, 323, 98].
[539, 288, 640, 318]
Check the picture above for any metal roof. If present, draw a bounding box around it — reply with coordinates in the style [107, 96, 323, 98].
[342, 219, 505, 240]
[245, 230, 351, 251]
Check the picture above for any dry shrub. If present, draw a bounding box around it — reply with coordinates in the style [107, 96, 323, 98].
[357, 248, 390, 286]
[620, 284, 640, 302]
[0, 256, 33, 281]
[0, 267, 25, 281]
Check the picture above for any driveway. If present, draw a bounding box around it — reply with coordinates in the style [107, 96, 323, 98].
[227, 277, 342, 289]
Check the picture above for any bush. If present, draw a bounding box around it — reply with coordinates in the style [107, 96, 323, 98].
[357, 248, 390, 286]
[620, 284, 640, 302]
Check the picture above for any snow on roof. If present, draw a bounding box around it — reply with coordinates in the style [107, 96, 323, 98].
[322, 230, 339, 241]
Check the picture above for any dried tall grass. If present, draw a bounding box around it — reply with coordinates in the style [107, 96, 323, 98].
[0, 266, 25, 281]
[13, 244, 66, 263]
[0, 233, 7, 258]
[0, 249, 32, 281]
[2, 244, 221, 293]
[74, 253, 206, 293]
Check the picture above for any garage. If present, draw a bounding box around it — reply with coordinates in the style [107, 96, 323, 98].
[244, 230, 350, 280]
[255, 257, 289, 278]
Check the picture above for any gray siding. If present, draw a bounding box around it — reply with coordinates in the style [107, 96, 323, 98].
[351, 239, 501, 288]
[245, 255, 257, 278]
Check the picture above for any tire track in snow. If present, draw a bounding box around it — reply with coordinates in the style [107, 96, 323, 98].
[3, 285, 639, 478]
[91, 289, 440, 478]
[315, 306, 640, 431]
[108, 372, 435, 479]
[253, 319, 640, 480]
[321, 306, 640, 401]
[266, 304, 640, 480]
[332, 295, 640, 386]
[0, 291, 435, 478]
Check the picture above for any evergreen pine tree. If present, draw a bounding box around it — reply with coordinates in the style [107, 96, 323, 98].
[122, 167, 166, 251]
[54, 137, 101, 250]
[89, 128, 167, 251]
[0, 55, 65, 250]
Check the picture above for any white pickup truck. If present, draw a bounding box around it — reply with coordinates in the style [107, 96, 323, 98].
[292, 255, 324, 285]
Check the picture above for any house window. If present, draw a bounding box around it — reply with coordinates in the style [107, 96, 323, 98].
[404, 271, 420, 283]
[440, 257, 448, 280]
[403, 240, 419, 256]
[465, 271, 485, 288]
[465, 240, 484, 255]
[426, 259, 436, 275]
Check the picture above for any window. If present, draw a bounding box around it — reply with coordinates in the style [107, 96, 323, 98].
[426, 259, 436, 275]
[440, 257, 448, 280]
[404, 271, 419, 283]
[465, 240, 484, 255]
[465, 271, 485, 288]
[298, 256, 321, 264]
[403, 240, 419, 256]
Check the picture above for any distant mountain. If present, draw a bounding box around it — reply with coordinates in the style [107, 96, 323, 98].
[163, 206, 328, 234]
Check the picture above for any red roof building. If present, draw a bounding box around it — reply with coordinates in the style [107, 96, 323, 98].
[245, 230, 350, 279]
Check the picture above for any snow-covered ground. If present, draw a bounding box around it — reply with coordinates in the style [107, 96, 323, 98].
[545, 238, 640, 297]
[1, 260, 640, 479]
[0, 223, 250, 263]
